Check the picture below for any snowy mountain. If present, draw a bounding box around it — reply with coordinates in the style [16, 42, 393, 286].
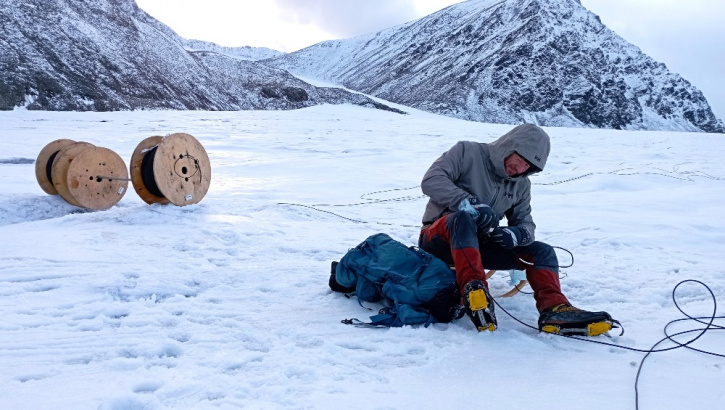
[0, 0, 400, 113]
[271, 0, 724, 133]
[181, 39, 284, 62]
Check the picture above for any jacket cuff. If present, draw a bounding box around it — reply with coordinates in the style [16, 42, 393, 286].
[450, 193, 474, 211]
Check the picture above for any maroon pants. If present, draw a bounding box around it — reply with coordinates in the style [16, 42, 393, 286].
[419, 211, 568, 312]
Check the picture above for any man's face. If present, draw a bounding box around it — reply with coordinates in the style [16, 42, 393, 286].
[504, 152, 530, 177]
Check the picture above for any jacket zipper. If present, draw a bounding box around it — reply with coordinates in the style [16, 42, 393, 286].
[489, 185, 501, 209]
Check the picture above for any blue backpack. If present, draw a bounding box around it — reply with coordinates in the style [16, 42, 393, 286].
[334, 233, 462, 327]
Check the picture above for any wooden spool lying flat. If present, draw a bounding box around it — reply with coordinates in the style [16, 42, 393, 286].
[152, 133, 211, 206]
[35, 139, 76, 195]
[130, 136, 170, 205]
[67, 146, 128, 210]
[51, 142, 95, 207]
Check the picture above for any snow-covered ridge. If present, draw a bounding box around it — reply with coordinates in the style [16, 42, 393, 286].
[0, 0, 397, 113]
[271, 0, 724, 133]
[181, 39, 285, 61]
[0, 0, 719, 132]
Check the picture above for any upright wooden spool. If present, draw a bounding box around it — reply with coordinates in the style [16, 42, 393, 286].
[35, 139, 76, 195]
[130, 136, 170, 205]
[36, 139, 128, 210]
[66, 146, 129, 210]
[51, 142, 96, 207]
[130, 133, 211, 206]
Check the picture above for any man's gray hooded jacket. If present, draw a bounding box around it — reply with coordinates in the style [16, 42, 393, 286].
[420, 124, 551, 246]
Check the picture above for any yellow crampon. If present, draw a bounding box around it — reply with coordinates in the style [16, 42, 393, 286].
[541, 320, 614, 336]
[477, 322, 497, 332]
[468, 289, 496, 332]
[468, 288, 489, 310]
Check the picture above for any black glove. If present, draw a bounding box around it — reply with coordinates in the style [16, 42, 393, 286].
[473, 204, 497, 231]
[490, 227, 523, 250]
[458, 198, 497, 231]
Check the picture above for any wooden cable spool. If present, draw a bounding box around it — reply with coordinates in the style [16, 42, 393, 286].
[130, 136, 170, 205]
[130, 133, 211, 206]
[66, 146, 129, 210]
[36, 140, 129, 210]
[35, 138, 76, 195]
[51, 142, 96, 207]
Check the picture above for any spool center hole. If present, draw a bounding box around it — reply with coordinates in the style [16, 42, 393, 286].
[181, 166, 188, 174]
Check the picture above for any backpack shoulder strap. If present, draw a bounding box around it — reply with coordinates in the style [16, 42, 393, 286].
[342, 303, 435, 328]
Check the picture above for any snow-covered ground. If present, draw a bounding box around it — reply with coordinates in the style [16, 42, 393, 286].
[1, 105, 723, 409]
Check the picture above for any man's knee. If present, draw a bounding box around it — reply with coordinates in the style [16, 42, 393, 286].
[445, 211, 479, 249]
[522, 241, 558, 270]
[419, 234, 454, 265]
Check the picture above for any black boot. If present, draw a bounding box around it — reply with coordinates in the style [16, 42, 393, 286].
[463, 280, 497, 332]
[328, 261, 356, 293]
[422, 284, 464, 323]
[538, 304, 621, 336]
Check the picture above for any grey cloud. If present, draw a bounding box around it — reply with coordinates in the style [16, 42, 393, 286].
[274, 0, 420, 37]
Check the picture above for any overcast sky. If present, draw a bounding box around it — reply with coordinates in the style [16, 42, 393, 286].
[135, 0, 725, 121]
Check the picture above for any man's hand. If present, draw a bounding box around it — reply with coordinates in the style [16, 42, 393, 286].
[490, 227, 523, 250]
[473, 204, 497, 231]
[458, 198, 497, 231]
